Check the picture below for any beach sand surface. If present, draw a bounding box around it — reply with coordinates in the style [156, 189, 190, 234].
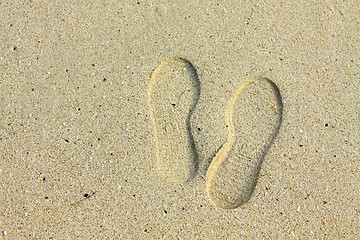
[1, 0, 359, 238]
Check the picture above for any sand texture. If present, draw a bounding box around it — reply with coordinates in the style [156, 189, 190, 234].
[1, 0, 360, 239]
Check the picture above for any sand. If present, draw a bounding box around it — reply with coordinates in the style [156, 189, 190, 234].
[1, 0, 359, 238]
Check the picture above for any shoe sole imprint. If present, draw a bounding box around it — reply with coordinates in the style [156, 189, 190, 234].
[206, 78, 283, 209]
[148, 57, 200, 183]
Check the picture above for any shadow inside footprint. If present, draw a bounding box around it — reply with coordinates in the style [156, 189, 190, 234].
[206, 77, 283, 209]
[148, 57, 200, 183]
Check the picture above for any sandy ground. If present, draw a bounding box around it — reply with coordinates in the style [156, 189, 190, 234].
[1, 0, 359, 239]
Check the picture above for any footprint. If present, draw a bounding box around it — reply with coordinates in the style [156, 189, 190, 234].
[148, 57, 200, 183]
[205, 78, 283, 209]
